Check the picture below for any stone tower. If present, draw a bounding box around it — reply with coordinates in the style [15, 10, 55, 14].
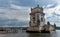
[27, 5, 45, 32]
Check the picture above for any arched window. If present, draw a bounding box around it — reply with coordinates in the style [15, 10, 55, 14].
[33, 16, 35, 23]
[37, 14, 39, 19]
[37, 14, 40, 25]
[33, 16, 35, 21]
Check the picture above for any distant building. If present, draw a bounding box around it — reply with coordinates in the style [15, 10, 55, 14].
[26, 5, 56, 33]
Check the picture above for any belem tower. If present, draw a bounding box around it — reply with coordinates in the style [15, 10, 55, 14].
[26, 5, 56, 33]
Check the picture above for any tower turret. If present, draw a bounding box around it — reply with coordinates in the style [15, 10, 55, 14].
[29, 5, 45, 31]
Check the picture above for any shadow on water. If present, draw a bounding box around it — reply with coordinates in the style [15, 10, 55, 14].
[27, 33, 51, 37]
[26, 31, 59, 37]
[20, 30, 57, 37]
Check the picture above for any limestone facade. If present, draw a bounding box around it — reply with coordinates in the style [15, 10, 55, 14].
[28, 5, 45, 31]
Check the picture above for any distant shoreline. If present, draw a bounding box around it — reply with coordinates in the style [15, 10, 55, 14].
[0, 27, 59, 30]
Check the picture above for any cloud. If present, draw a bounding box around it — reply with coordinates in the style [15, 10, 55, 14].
[0, 0, 11, 8]
[11, 0, 37, 7]
[35, 0, 56, 6]
[10, 0, 57, 7]
[44, 4, 56, 8]
[0, 18, 29, 27]
[0, 0, 60, 27]
[44, 4, 60, 26]
[54, 5, 60, 14]
[0, 0, 31, 27]
[0, 4, 30, 21]
[10, 4, 30, 10]
[44, 4, 60, 17]
[10, 4, 31, 21]
[47, 4, 53, 8]
[44, 8, 55, 18]
[55, 0, 60, 4]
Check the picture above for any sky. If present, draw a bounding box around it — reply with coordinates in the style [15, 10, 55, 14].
[0, 0, 60, 27]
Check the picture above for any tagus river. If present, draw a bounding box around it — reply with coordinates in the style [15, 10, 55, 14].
[0, 30, 60, 37]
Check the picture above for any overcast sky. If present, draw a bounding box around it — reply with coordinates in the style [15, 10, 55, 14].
[0, 0, 60, 27]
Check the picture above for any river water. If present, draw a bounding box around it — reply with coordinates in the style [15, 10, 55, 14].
[0, 30, 60, 37]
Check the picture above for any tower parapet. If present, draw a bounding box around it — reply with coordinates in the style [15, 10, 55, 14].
[30, 5, 44, 15]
